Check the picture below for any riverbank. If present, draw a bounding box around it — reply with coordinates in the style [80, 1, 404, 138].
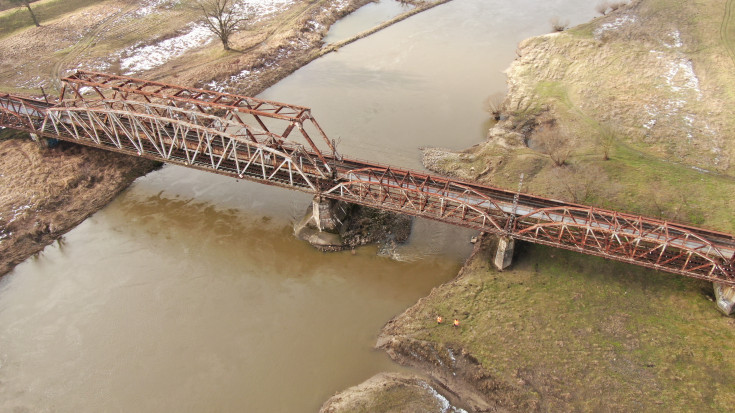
[423, 0, 735, 233]
[0, 0, 450, 277]
[325, 0, 735, 410]
[375, 233, 735, 411]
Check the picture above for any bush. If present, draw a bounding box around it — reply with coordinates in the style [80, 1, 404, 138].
[536, 126, 572, 167]
[596, 0, 628, 15]
[609, 1, 628, 12]
[595, 1, 610, 15]
[483, 92, 505, 121]
[550, 16, 569, 32]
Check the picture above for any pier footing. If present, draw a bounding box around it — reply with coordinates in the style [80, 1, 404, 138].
[294, 196, 350, 251]
[714, 283, 735, 316]
[493, 236, 515, 271]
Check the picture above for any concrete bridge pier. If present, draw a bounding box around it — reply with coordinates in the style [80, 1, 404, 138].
[294, 195, 350, 250]
[493, 236, 515, 271]
[29, 132, 58, 148]
[714, 283, 735, 316]
[311, 195, 347, 232]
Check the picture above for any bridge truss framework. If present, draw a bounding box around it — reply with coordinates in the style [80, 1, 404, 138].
[1, 71, 733, 286]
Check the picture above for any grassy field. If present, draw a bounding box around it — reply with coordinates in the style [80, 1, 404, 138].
[386, 235, 735, 411]
[403, 1, 735, 410]
[0, 0, 107, 38]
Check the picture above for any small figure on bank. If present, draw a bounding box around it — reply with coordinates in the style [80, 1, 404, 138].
[436, 316, 443, 325]
[453, 319, 460, 328]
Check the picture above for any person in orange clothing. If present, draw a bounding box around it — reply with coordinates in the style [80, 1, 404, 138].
[436, 316, 443, 325]
[453, 318, 460, 328]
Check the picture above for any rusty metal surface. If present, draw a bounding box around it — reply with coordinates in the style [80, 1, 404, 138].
[2, 72, 734, 286]
[61, 71, 338, 168]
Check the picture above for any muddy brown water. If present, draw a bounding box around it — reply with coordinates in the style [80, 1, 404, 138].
[0, 1, 597, 411]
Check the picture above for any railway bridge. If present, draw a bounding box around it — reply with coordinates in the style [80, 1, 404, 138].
[2, 71, 734, 312]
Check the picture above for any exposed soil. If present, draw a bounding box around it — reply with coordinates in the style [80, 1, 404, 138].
[320, 372, 466, 413]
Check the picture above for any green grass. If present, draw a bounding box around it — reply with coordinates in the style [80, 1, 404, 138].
[600, 141, 735, 231]
[400, 237, 735, 411]
[0, 0, 107, 38]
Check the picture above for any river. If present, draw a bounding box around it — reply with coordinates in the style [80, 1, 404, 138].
[0, 1, 597, 411]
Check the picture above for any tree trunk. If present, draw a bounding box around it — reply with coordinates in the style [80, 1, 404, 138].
[23, 0, 40, 27]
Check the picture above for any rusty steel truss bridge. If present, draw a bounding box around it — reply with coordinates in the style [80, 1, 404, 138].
[1, 71, 734, 286]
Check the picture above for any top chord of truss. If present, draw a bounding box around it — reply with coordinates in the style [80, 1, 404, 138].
[63, 71, 313, 122]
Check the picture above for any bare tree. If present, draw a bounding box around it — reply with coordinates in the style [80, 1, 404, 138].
[597, 122, 617, 161]
[483, 92, 505, 121]
[197, 0, 246, 51]
[644, 187, 701, 223]
[551, 163, 609, 203]
[536, 126, 573, 166]
[10, 0, 40, 27]
[608, 1, 628, 12]
[549, 16, 569, 32]
[595, 1, 610, 15]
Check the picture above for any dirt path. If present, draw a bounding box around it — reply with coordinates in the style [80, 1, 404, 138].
[49, 3, 138, 89]
[721, 0, 735, 66]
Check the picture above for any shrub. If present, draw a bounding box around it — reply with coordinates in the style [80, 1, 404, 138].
[550, 16, 569, 32]
[536, 126, 572, 167]
[609, 1, 628, 12]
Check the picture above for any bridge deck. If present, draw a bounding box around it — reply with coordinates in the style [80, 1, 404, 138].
[1, 74, 734, 286]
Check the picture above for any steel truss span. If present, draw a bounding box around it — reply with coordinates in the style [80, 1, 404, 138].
[1, 72, 734, 286]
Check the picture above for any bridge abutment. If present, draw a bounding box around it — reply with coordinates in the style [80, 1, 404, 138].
[493, 236, 515, 271]
[714, 283, 735, 316]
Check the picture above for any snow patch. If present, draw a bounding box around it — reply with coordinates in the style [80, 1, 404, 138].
[135, 0, 178, 17]
[649, 51, 701, 97]
[643, 48, 703, 132]
[205, 36, 311, 92]
[120, 24, 213, 74]
[642, 104, 658, 130]
[419, 381, 467, 413]
[119, 0, 298, 74]
[1, 204, 33, 227]
[206, 69, 252, 93]
[17, 76, 49, 90]
[663, 30, 683, 49]
[233, 0, 295, 22]
[332, 0, 351, 11]
[593, 15, 636, 39]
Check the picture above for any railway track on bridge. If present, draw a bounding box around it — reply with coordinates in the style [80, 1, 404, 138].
[1, 71, 734, 286]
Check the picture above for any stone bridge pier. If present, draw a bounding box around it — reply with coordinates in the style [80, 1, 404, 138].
[714, 283, 735, 316]
[294, 195, 350, 251]
[493, 235, 515, 271]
